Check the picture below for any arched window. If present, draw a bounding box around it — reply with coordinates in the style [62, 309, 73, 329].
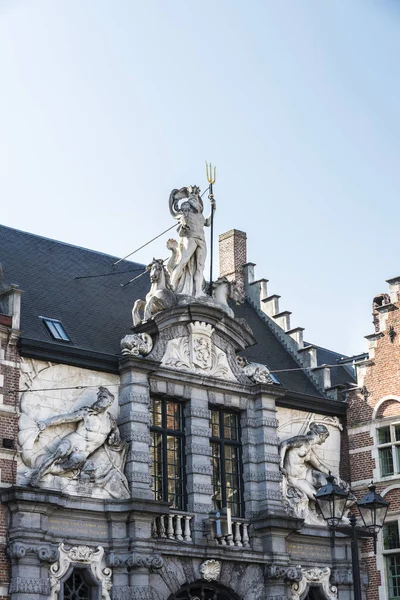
[169, 580, 241, 600]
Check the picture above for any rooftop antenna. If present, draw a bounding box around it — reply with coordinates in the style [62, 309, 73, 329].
[205, 161, 216, 296]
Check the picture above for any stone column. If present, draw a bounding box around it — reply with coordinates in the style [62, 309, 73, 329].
[185, 386, 213, 544]
[119, 358, 153, 500]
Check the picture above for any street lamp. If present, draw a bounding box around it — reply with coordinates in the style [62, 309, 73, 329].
[315, 477, 389, 600]
[357, 483, 389, 553]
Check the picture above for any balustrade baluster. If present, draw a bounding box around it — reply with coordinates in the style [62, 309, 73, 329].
[233, 522, 242, 546]
[183, 515, 192, 542]
[167, 514, 175, 539]
[242, 522, 250, 547]
[159, 515, 166, 538]
[175, 514, 183, 541]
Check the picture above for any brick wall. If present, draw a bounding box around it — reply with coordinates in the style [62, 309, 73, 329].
[348, 283, 400, 600]
[0, 329, 20, 596]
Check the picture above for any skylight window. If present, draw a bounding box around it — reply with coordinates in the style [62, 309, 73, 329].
[41, 317, 71, 342]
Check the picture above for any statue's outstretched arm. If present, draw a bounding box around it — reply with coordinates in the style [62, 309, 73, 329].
[204, 198, 216, 227]
[308, 451, 330, 474]
[39, 407, 87, 430]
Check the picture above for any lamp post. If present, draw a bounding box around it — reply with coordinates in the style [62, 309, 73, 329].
[315, 476, 389, 600]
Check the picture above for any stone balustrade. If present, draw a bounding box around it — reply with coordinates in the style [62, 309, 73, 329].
[209, 516, 250, 547]
[152, 511, 193, 542]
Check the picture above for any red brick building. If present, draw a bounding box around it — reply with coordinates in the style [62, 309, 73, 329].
[348, 276, 400, 600]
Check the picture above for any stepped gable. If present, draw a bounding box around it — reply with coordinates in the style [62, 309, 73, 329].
[234, 300, 325, 397]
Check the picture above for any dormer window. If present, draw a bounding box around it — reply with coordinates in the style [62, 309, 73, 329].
[41, 317, 71, 342]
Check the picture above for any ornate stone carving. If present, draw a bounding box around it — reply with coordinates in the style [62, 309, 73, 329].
[212, 277, 243, 318]
[126, 553, 164, 570]
[187, 483, 214, 494]
[18, 385, 129, 500]
[186, 463, 213, 475]
[10, 577, 51, 595]
[185, 425, 211, 437]
[129, 471, 152, 484]
[200, 559, 221, 581]
[112, 586, 150, 600]
[279, 422, 351, 524]
[168, 186, 212, 297]
[161, 322, 236, 381]
[120, 333, 153, 356]
[132, 258, 177, 326]
[185, 443, 212, 456]
[290, 567, 337, 600]
[184, 406, 211, 419]
[265, 565, 302, 582]
[237, 356, 276, 384]
[8, 542, 58, 563]
[49, 544, 112, 600]
[187, 502, 213, 513]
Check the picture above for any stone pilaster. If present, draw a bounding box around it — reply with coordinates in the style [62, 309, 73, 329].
[185, 387, 213, 544]
[119, 358, 153, 500]
[241, 391, 283, 518]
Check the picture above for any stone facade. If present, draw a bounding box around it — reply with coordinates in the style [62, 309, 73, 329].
[0, 220, 357, 600]
[348, 276, 400, 600]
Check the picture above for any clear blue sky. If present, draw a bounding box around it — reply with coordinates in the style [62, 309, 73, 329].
[1, 0, 400, 356]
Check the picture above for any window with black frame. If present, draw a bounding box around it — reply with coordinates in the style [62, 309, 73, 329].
[210, 407, 244, 518]
[150, 397, 185, 510]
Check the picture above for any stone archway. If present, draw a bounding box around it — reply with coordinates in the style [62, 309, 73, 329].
[168, 580, 242, 600]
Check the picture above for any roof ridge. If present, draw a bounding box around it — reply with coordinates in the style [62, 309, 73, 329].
[0, 223, 145, 267]
[304, 341, 349, 359]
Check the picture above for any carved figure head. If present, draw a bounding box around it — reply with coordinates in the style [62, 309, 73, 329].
[92, 387, 114, 412]
[309, 422, 329, 444]
[147, 258, 173, 291]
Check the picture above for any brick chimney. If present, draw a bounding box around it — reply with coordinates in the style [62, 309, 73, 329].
[218, 229, 247, 295]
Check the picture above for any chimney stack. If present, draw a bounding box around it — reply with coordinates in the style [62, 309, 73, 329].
[218, 229, 247, 295]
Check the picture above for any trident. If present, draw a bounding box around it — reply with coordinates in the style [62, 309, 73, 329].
[206, 161, 217, 296]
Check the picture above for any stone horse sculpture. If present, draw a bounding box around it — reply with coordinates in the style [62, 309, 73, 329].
[132, 258, 176, 326]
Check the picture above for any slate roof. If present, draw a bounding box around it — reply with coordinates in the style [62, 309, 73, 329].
[0, 223, 353, 399]
[0, 224, 149, 356]
[234, 302, 325, 397]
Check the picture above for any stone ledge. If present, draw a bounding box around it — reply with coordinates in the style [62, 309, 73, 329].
[0, 486, 170, 515]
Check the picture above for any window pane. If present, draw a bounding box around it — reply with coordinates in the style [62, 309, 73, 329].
[384, 522, 400, 550]
[166, 401, 181, 431]
[224, 412, 239, 441]
[53, 321, 70, 341]
[166, 435, 183, 509]
[150, 398, 185, 510]
[224, 445, 241, 517]
[211, 442, 222, 511]
[380, 447, 395, 476]
[387, 554, 400, 599]
[395, 426, 400, 442]
[151, 432, 163, 501]
[379, 427, 391, 445]
[211, 410, 219, 438]
[150, 399, 162, 427]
